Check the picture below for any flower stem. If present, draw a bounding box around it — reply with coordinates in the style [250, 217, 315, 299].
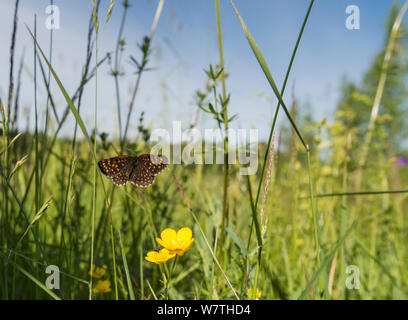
[214, 0, 230, 268]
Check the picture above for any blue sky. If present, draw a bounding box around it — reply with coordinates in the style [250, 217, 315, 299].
[0, 0, 401, 141]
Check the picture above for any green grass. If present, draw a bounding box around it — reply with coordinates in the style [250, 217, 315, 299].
[0, 0, 408, 300]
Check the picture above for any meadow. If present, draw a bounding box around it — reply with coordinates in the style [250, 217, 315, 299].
[1, 0, 408, 300]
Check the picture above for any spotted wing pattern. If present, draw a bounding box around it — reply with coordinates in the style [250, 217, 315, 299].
[111, 164, 134, 186]
[98, 154, 168, 187]
[98, 156, 133, 178]
[138, 154, 168, 176]
[130, 160, 155, 188]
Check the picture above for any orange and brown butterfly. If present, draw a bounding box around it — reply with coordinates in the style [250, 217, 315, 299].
[98, 154, 168, 187]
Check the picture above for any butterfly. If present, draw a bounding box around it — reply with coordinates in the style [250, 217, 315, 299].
[98, 154, 168, 187]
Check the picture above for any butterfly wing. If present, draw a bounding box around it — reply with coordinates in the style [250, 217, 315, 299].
[111, 167, 133, 185]
[129, 160, 155, 187]
[98, 154, 167, 187]
[138, 154, 168, 176]
[98, 156, 133, 177]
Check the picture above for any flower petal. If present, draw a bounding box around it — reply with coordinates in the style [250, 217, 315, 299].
[170, 248, 185, 256]
[145, 248, 176, 264]
[182, 238, 195, 251]
[161, 228, 177, 243]
[177, 227, 192, 243]
[160, 248, 176, 259]
[156, 237, 168, 249]
[145, 252, 159, 263]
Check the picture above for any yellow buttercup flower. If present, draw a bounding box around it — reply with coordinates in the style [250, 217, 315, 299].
[145, 248, 176, 264]
[247, 287, 261, 300]
[93, 280, 111, 293]
[89, 264, 107, 279]
[156, 227, 195, 256]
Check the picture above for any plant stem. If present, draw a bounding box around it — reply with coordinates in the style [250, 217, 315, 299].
[113, 1, 128, 142]
[339, 131, 350, 298]
[243, 0, 315, 298]
[122, 0, 164, 151]
[214, 0, 229, 268]
[355, 0, 408, 189]
[172, 174, 239, 299]
[7, 0, 19, 126]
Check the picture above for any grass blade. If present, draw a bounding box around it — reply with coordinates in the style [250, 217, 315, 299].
[4, 255, 61, 300]
[229, 0, 308, 151]
[118, 229, 136, 300]
[25, 25, 96, 161]
[298, 219, 358, 299]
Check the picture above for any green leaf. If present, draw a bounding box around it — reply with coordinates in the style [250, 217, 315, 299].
[118, 229, 136, 300]
[7, 258, 61, 300]
[229, 0, 308, 151]
[26, 25, 97, 162]
[228, 114, 238, 122]
[298, 219, 358, 299]
[226, 227, 248, 258]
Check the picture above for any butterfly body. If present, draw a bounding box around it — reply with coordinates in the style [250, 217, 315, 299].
[98, 154, 168, 187]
